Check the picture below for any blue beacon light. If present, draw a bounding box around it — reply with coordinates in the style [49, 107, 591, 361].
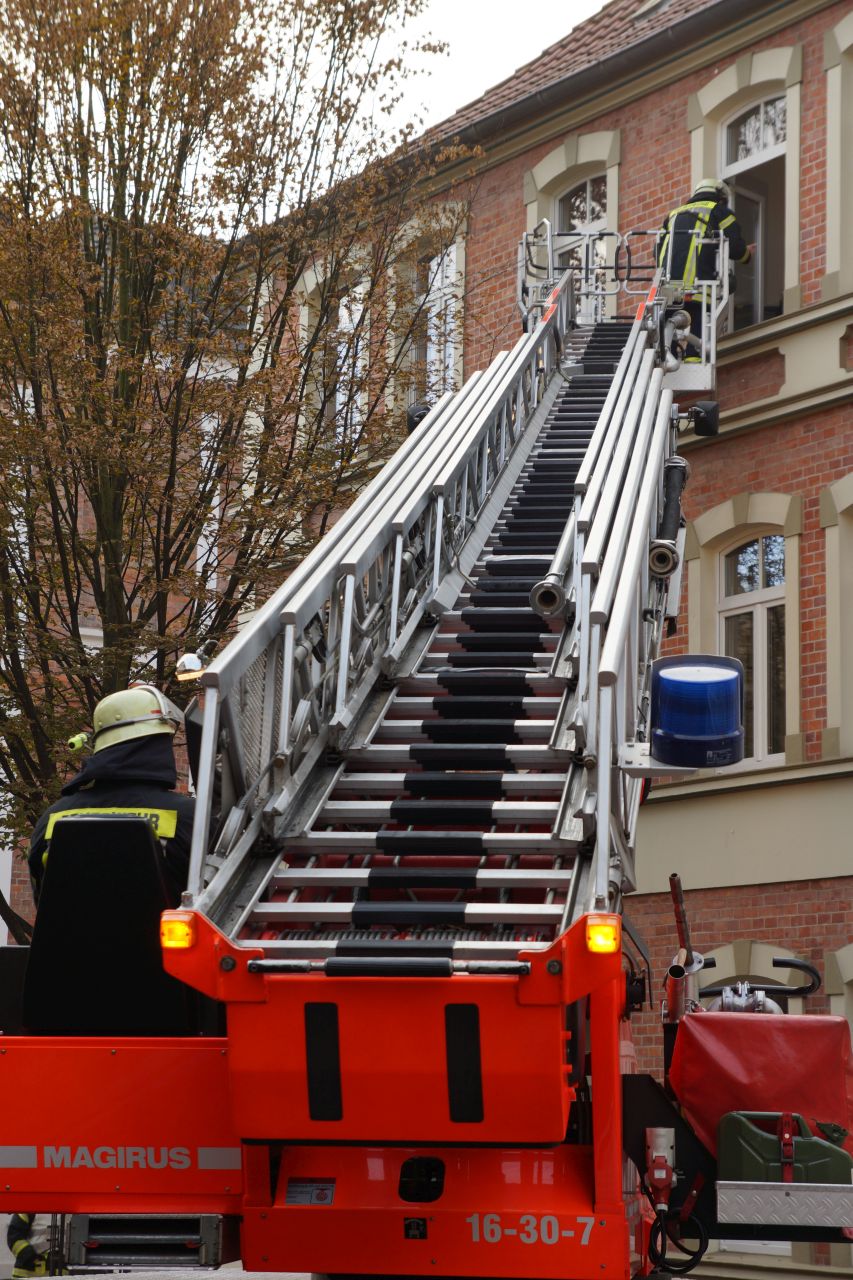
[650, 655, 744, 768]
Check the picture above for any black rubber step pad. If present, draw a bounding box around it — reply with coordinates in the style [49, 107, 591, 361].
[433, 697, 525, 718]
[367, 867, 479, 888]
[376, 831, 486, 855]
[410, 744, 510, 767]
[352, 902, 466, 925]
[389, 799, 495, 824]
[455, 633, 542, 650]
[436, 674, 529, 696]
[466, 592, 536, 608]
[402, 772, 505, 798]
[422, 718, 520, 741]
[459, 607, 541, 628]
[440, 651, 542, 666]
[338, 940, 454, 956]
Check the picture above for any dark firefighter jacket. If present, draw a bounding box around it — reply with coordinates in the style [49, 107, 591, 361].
[657, 192, 751, 287]
[29, 735, 194, 905]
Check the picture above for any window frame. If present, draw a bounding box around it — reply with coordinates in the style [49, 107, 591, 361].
[717, 531, 787, 769]
[688, 45, 802, 314]
[721, 94, 787, 181]
[555, 175, 607, 237]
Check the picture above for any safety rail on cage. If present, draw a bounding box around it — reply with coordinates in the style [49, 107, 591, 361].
[519, 221, 619, 329]
[519, 223, 731, 368]
[184, 269, 576, 917]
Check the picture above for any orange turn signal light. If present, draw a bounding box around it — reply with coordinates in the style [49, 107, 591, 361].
[160, 910, 197, 950]
[585, 913, 621, 954]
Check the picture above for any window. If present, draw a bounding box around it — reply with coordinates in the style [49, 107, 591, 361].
[724, 96, 787, 174]
[690, 47, 801, 319]
[555, 175, 607, 270]
[721, 96, 787, 330]
[334, 283, 367, 444]
[405, 244, 461, 406]
[719, 534, 786, 762]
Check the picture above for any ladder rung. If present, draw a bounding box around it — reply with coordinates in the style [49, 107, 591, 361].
[374, 719, 556, 741]
[270, 868, 574, 889]
[251, 902, 563, 925]
[333, 772, 567, 795]
[419, 653, 554, 669]
[390, 697, 559, 714]
[345, 743, 559, 764]
[287, 831, 579, 853]
[318, 799, 560, 823]
[241, 938, 554, 958]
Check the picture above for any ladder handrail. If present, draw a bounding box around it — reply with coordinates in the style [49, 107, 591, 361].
[185, 269, 576, 908]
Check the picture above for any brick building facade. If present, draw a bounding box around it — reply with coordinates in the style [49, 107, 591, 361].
[420, 0, 853, 1106]
[6, 0, 850, 1030]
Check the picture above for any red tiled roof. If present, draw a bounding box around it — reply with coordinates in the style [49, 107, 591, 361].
[432, 0, 723, 139]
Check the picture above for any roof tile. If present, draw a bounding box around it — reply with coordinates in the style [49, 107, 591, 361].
[432, 0, 722, 138]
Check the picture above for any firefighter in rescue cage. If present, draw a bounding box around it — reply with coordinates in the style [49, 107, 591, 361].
[28, 683, 194, 906]
[6, 687, 195, 1275]
[657, 177, 754, 360]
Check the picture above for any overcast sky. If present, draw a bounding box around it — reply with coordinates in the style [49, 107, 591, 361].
[396, 0, 609, 132]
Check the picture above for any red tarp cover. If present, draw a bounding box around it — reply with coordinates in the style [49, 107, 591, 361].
[669, 1013, 853, 1156]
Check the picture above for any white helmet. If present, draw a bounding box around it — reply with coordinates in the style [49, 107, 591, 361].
[694, 177, 732, 203]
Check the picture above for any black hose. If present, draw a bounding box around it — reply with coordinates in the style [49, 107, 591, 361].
[648, 1209, 708, 1275]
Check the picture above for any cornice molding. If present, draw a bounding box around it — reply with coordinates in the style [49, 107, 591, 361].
[645, 753, 853, 803]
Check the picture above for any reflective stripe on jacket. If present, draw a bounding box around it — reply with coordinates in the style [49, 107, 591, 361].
[658, 196, 750, 286]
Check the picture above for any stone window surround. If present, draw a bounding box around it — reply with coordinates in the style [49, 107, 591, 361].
[699, 938, 808, 1014]
[819, 471, 853, 760]
[687, 45, 803, 314]
[685, 490, 803, 765]
[823, 12, 853, 302]
[523, 131, 620, 312]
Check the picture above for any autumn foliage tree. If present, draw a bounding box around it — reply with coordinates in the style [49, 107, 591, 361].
[0, 0, 470, 879]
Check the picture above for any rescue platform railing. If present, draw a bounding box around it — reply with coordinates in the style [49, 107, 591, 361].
[185, 269, 576, 914]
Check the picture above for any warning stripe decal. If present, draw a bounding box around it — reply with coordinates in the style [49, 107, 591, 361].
[0, 1147, 37, 1168]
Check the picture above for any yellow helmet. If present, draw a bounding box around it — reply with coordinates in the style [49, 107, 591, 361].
[92, 684, 183, 753]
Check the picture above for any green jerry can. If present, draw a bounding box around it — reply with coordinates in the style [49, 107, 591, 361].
[717, 1111, 853, 1184]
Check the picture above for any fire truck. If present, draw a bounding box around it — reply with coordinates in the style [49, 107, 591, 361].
[1, 224, 851, 1278]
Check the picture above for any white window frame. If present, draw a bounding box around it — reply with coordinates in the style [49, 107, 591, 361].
[721, 94, 787, 181]
[717, 532, 787, 769]
[334, 280, 368, 445]
[555, 175, 608, 324]
[424, 242, 460, 397]
[727, 183, 765, 330]
[554, 175, 607, 242]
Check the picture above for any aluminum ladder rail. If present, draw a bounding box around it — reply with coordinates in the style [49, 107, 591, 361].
[185, 272, 575, 929]
[233, 316, 634, 966]
[532, 272, 702, 917]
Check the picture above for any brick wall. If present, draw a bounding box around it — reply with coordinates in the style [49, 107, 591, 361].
[716, 348, 786, 404]
[675, 405, 853, 761]
[9, 848, 33, 929]
[626, 874, 853, 1075]
[459, 2, 849, 370]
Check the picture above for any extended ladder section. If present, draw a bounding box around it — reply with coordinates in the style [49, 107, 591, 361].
[185, 237, 723, 969]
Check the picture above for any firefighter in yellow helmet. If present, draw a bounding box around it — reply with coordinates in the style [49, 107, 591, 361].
[657, 177, 753, 359]
[28, 684, 194, 906]
[11, 689, 194, 1275]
